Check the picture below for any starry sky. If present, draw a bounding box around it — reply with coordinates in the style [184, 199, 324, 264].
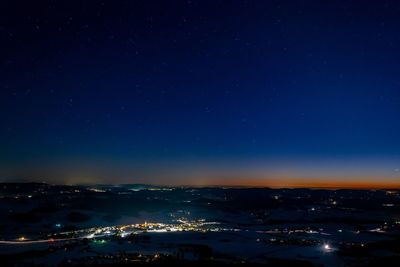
[1, 1, 400, 187]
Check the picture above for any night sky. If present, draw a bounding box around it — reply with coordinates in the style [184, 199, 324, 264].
[1, 1, 400, 187]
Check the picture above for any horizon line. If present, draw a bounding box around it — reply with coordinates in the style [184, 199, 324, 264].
[1, 180, 399, 190]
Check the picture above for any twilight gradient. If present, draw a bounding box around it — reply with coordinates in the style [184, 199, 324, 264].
[1, 1, 400, 187]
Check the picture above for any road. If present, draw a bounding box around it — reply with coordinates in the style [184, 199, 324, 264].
[0, 237, 78, 245]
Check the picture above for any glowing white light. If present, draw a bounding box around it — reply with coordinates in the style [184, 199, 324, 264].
[323, 244, 333, 252]
[86, 233, 95, 239]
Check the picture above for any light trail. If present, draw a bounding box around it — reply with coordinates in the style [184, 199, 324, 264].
[0, 237, 78, 245]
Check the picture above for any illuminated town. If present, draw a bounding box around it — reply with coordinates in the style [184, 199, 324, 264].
[0, 183, 399, 266]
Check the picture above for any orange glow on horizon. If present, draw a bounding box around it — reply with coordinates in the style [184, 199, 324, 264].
[6, 170, 400, 190]
[172, 177, 400, 189]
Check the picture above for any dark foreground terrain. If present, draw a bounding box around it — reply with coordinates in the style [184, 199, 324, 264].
[0, 183, 399, 266]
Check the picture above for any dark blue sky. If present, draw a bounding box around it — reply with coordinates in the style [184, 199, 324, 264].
[1, 1, 400, 186]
